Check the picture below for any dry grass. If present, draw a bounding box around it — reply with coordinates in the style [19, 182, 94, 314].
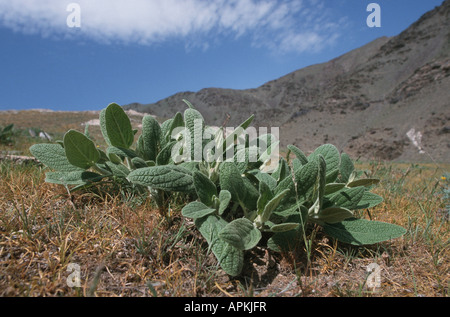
[0, 159, 448, 297]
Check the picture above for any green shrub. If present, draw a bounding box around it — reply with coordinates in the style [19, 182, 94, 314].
[30, 101, 406, 276]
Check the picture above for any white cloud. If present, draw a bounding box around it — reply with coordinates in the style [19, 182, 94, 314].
[0, 0, 343, 54]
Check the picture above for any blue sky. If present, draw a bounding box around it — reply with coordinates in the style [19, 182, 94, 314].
[0, 0, 445, 111]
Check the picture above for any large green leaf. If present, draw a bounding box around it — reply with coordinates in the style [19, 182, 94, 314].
[323, 218, 407, 245]
[273, 174, 296, 209]
[324, 183, 346, 195]
[270, 157, 290, 183]
[30, 144, 83, 172]
[287, 144, 308, 165]
[156, 141, 176, 165]
[317, 207, 354, 224]
[193, 171, 217, 206]
[160, 112, 184, 148]
[347, 178, 380, 188]
[195, 215, 244, 276]
[63, 130, 100, 169]
[219, 218, 261, 250]
[219, 162, 246, 206]
[105, 161, 130, 177]
[294, 157, 319, 199]
[218, 190, 232, 215]
[127, 165, 194, 193]
[106, 146, 138, 159]
[257, 180, 273, 215]
[260, 189, 290, 223]
[141, 115, 161, 161]
[254, 171, 277, 192]
[339, 153, 354, 183]
[184, 108, 204, 161]
[45, 171, 103, 186]
[355, 191, 384, 209]
[314, 155, 327, 212]
[241, 176, 259, 211]
[102, 103, 134, 149]
[99, 109, 111, 146]
[234, 148, 249, 175]
[131, 157, 148, 169]
[328, 186, 366, 210]
[308, 144, 340, 183]
[270, 223, 300, 233]
[182, 201, 216, 219]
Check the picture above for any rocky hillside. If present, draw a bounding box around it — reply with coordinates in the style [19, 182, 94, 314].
[124, 0, 450, 162]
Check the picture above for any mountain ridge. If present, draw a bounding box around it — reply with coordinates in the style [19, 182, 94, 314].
[124, 1, 450, 162]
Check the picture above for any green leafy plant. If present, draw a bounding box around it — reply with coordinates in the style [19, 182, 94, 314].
[181, 139, 406, 275]
[30, 101, 407, 277]
[169, 104, 406, 276]
[29, 103, 191, 215]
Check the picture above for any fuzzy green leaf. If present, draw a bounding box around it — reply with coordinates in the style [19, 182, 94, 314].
[127, 165, 194, 193]
[105, 161, 130, 177]
[355, 191, 384, 209]
[219, 162, 246, 205]
[63, 130, 100, 169]
[308, 144, 340, 183]
[271, 157, 290, 183]
[107, 146, 138, 159]
[234, 148, 249, 175]
[45, 171, 103, 186]
[160, 112, 184, 147]
[324, 183, 346, 195]
[195, 215, 244, 276]
[30, 144, 83, 172]
[99, 109, 111, 146]
[339, 153, 354, 183]
[102, 103, 134, 149]
[318, 207, 354, 224]
[156, 141, 176, 165]
[257, 180, 273, 215]
[287, 144, 308, 165]
[184, 108, 204, 161]
[323, 218, 407, 245]
[294, 157, 319, 198]
[347, 178, 380, 188]
[329, 186, 366, 210]
[255, 171, 277, 192]
[131, 157, 148, 169]
[219, 218, 261, 251]
[260, 189, 290, 223]
[241, 177, 259, 211]
[193, 171, 217, 206]
[141, 115, 161, 161]
[270, 223, 300, 233]
[218, 190, 232, 215]
[182, 201, 216, 219]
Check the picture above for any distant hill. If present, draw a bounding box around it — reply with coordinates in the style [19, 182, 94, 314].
[124, 0, 450, 162]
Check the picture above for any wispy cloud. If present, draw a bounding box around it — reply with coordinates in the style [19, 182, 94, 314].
[0, 0, 344, 54]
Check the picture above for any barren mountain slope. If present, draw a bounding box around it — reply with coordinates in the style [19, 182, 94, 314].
[124, 1, 450, 162]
